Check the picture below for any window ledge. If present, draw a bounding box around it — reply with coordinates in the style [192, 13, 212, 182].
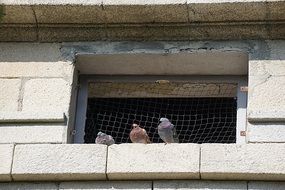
[1, 144, 284, 182]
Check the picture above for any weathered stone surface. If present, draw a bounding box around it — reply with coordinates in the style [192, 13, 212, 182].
[22, 78, 71, 113]
[248, 181, 285, 190]
[248, 123, 285, 142]
[248, 75, 285, 122]
[34, 4, 104, 24]
[0, 43, 63, 62]
[0, 79, 21, 112]
[0, 111, 65, 123]
[103, 0, 188, 23]
[0, 125, 65, 144]
[105, 24, 190, 41]
[38, 26, 106, 42]
[0, 144, 14, 182]
[187, 1, 267, 22]
[0, 26, 37, 42]
[189, 22, 269, 40]
[60, 181, 152, 190]
[12, 144, 107, 181]
[201, 144, 285, 180]
[154, 180, 247, 190]
[107, 144, 200, 180]
[1, 5, 35, 23]
[0, 62, 73, 78]
[0, 182, 58, 190]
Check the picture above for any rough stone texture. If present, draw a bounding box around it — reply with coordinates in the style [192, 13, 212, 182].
[1, 1, 285, 41]
[154, 180, 247, 190]
[0, 144, 14, 182]
[60, 181, 152, 190]
[248, 41, 285, 121]
[248, 41, 285, 122]
[0, 111, 65, 123]
[0, 26, 38, 42]
[38, 26, 107, 42]
[12, 144, 107, 181]
[1, 5, 35, 23]
[0, 182, 58, 190]
[34, 4, 104, 24]
[22, 78, 71, 113]
[201, 144, 285, 181]
[0, 62, 73, 78]
[103, 0, 188, 23]
[107, 144, 200, 180]
[187, 1, 267, 22]
[247, 123, 285, 142]
[248, 181, 285, 190]
[0, 125, 65, 144]
[0, 43, 64, 62]
[0, 79, 21, 112]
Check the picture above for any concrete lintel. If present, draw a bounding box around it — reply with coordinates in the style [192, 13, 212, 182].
[76, 51, 248, 75]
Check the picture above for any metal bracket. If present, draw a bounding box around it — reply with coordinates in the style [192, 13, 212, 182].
[240, 131, 246, 136]
[240, 86, 248, 92]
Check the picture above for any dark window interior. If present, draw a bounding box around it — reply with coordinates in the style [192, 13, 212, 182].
[84, 97, 237, 144]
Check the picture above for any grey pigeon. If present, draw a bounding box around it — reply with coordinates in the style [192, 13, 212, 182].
[158, 117, 179, 143]
[130, 123, 151, 144]
[95, 132, 115, 146]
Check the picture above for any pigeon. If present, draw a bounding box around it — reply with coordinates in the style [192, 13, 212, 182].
[158, 117, 179, 143]
[130, 123, 151, 144]
[95, 132, 115, 146]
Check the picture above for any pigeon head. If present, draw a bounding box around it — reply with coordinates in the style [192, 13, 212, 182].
[159, 118, 169, 122]
[97, 132, 106, 136]
[132, 123, 139, 128]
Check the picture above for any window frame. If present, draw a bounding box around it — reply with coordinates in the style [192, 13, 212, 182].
[73, 75, 247, 144]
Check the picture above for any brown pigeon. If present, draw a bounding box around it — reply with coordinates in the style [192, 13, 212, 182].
[95, 132, 115, 146]
[129, 124, 151, 144]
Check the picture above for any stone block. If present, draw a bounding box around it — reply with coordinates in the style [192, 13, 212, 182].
[154, 180, 247, 190]
[38, 26, 106, 42]
[105, 24, 190, 41]
[0, 111, 65, 123]
[107, 144, 200, 180]
[248, 75, 285, 122]
[0, 125, 65, 144]
[1, 5, 35, 23]
[103, 0, 188, 23]
[187, 1, 267, 22]
[34, 4, 104, 24]
[188, 23, 268, 40]
[0, 26, 37, 42]
[201, 144, 285, 180]
[0, 43, 62, 62]
[248, 181, 285, 190]
[12, 144, 107, 181]
[247, 123, 285, 142]
[0, 144, 14, 182]
[267, 1, 285, 21]
[0, 79, 21, 112]
[22, 78, 71, 113]
[0, 62, 73, 78]
[60, 181, 152, 190]
[0, 182, 58, 190]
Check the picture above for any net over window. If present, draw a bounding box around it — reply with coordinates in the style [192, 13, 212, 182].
[84, 81, 237, 144]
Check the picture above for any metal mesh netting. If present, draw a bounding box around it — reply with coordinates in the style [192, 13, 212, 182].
[84, 81, 237, 144]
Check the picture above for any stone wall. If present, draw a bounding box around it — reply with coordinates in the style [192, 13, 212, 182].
[0, 40, 285, 187]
